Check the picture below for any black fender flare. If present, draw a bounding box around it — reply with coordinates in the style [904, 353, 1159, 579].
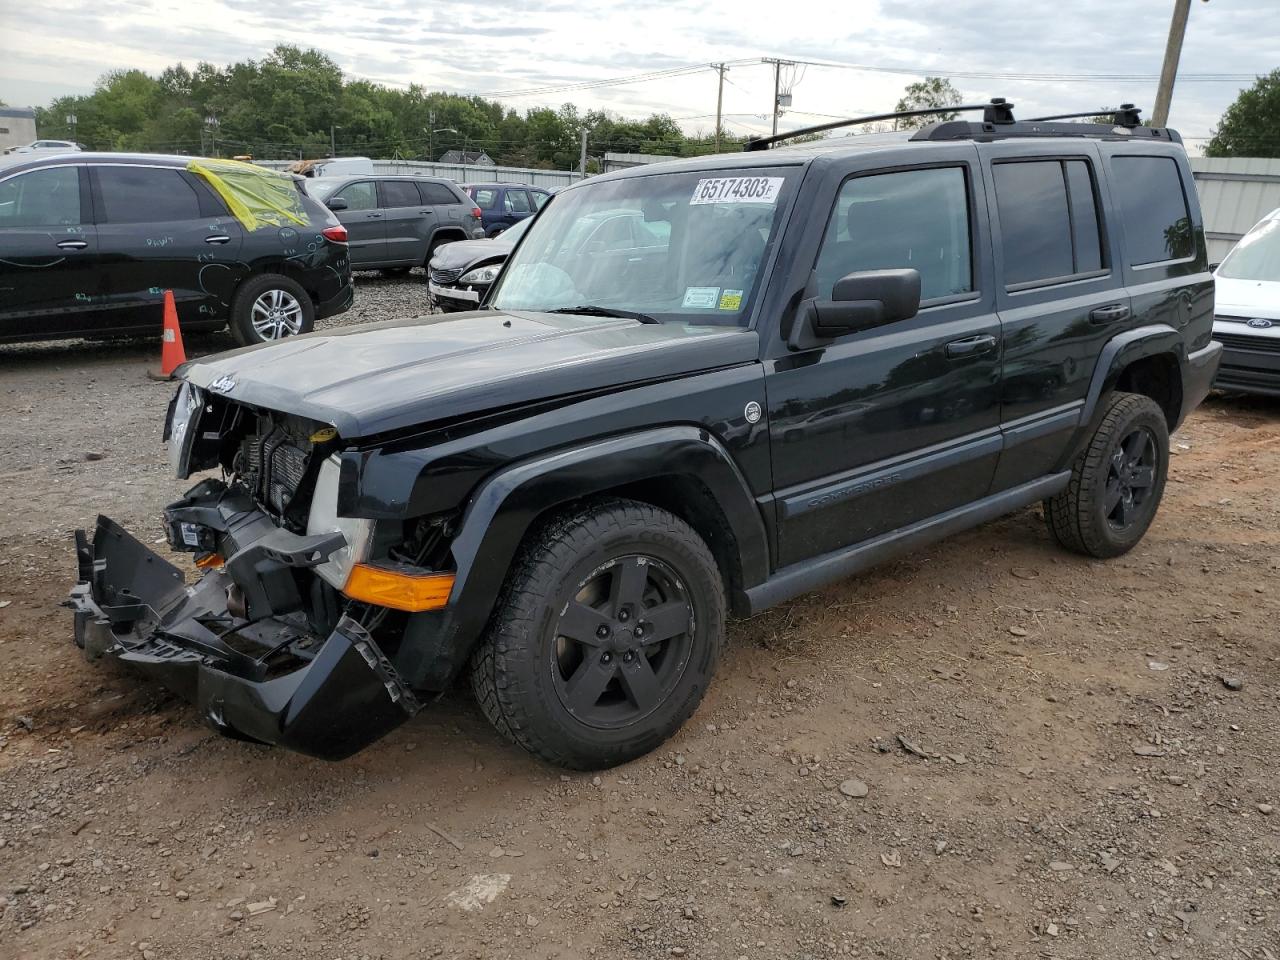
[1062, 323, 1184, 466]
[394, 425, 768, 690]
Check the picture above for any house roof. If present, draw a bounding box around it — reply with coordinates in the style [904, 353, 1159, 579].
[0, 107, 36, 120]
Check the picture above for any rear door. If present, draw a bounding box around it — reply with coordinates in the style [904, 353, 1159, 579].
[0, 163, 102, 340]
[378, 179, 432, 266]
[90, 163, 247, 328]
[981, 143, 1129, 489]
[331, 180, 385, 266]
[419, 179, 468, 234]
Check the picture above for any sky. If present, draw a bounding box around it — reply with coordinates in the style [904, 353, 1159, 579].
[0, 0, 1275, 153]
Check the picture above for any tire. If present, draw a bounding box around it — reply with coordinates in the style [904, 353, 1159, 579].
[1044, 391, 1169, 558]
[469, 498, 726, 770]
[228, 274, 315, 347]
[380, 266, 411, 278]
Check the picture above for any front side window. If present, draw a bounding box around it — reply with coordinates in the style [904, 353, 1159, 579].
[97, 166, 201, 223]
[380, 180, 421, 208]
[490, 167, 796, 325]
[816, 166, 973, 302]
[532, 190, 551, 210]
[1217, 216, 1280, 281]
[0, 167, 81, 226]
[337, 181, 377, 211]
[1111, 156, 1193, 266]
[994, 159, 1104, 286]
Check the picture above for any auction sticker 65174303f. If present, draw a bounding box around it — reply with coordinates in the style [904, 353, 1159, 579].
[690, 177, 784, 205]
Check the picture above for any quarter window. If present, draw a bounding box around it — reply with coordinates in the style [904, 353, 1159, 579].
[380, 180, 421, 208]
[0, 167, 81, 226]
[1111, 156, 1193, 265]
[993, 159, 1105, 286]
[816, 166, 973, 302]
[418, 181, 460, 205]
[96, 166, 202, 223]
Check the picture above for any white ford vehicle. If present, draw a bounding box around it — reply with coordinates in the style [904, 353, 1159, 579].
[1213, 208, 1280, 396]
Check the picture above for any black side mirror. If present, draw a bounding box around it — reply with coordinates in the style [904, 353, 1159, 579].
[1208, 262, 1220, 272]
[789, 269, 921, 350]
[326, 197, 348, 211]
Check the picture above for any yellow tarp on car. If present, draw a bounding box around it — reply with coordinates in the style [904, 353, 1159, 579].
[187, 158, 309, 232]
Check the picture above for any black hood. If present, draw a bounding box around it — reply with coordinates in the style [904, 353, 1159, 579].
[179, 312, 759, 438]
[430, 235, 515, 271]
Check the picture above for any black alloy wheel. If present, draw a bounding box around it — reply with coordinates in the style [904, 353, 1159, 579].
[1104, 426, 1158, 531]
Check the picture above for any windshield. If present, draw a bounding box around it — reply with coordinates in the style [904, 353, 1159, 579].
[489, 167, 796, 325]
[1218, 217, 1280, 281]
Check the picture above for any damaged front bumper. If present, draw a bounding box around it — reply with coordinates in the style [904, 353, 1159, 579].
[67, 503, 420, 761]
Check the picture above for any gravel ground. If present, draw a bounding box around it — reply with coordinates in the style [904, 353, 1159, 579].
[1, 277, 1278, 959]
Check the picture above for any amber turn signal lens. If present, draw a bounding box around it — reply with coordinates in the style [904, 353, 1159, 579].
[194, 552, 224, 569]
[341, 564, 454, 612]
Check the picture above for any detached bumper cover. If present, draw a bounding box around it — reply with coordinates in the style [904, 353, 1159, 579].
[68, 515, 419, 760]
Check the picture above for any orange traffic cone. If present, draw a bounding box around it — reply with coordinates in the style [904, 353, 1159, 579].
[150, 290, 187, 380]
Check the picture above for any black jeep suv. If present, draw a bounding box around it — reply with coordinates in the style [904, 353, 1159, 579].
[70, 102, 1220, 770]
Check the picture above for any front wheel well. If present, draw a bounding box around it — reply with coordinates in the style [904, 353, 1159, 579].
[1114, 353, 1182, 431]
[562, 477, 748, 618]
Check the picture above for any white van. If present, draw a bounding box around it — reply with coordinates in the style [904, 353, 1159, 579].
[1213, 207, 1280, 396]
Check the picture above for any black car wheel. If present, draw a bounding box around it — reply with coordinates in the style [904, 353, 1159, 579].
[1045, 391, 1169, 558]
[470, 498, 725, 769]
[229, 274, 315, 346]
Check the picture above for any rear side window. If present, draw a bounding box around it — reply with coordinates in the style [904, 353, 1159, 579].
[380, 180, 421, 208]
[815, 166, 973, 302]
[0, 166, 81, 226]
[471, 188, 498, 209]
[96, 166, 203, 223]
[503, 190, 532, 214]
[993, 159, 1104, 287]
[418, 181, 460, 205]
[1111, 156, 1193, 265]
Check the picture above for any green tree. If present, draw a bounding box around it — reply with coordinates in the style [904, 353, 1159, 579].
[893, 77, 962, 129]
[1206, 69, 1280, 158]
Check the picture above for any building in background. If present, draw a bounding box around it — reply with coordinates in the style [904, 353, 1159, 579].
[438, 149, 495, 167]
[1191, 157, 1280, 265]
[0, 108, 37, 152]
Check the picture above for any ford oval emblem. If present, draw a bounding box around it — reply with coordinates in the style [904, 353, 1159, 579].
[209, 373, 237, 393]
[1246, 317, 1273, 329]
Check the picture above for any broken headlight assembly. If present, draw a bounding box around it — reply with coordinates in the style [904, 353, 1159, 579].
[165, 381, 203, 478]
[307, 455, 375, 590]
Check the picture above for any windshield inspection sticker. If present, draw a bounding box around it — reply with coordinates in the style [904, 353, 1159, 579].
[719, 289, 744, 310]
[682, 286, 721, 309]
[690, 176, 784, 205]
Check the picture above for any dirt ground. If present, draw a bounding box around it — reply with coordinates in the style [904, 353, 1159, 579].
[2, 280, 1278, 960]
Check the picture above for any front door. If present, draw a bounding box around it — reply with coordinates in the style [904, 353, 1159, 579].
[333, 180, 386, 266]
[0, 164, 103, 341]
[765, 154, 1003, 566]
[89, 163, 247, 330]
[378, 179, 432, 266]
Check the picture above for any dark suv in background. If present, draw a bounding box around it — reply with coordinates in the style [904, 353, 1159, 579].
[0, 153, 353, 345]
[306, 175, 483, 275]
[462, 182, 551, 236]
[71, 102, 1221, 771]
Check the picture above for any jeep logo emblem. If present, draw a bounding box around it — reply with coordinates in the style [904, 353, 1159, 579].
[209, 374, 237, 393]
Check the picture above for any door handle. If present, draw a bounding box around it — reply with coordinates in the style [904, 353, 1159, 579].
[368, 212, 383, 219]
[1089, 304, 1130, 324]
[56, 239, 88, 250]
[204, 235, 232, 244]
[945, 334, 997, 359]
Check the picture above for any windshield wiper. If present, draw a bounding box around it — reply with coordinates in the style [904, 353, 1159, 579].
[543, 305, 661, 324]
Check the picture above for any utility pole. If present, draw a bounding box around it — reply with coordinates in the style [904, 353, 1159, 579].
[579, 127, 588, 178]
[713, 63, 727, 152]
[762, 58, 794, 137]
[330, 124, 340, 158]
[1152, 0, 1194, 128]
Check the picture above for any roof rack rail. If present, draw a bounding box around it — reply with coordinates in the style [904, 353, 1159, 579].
[743, 98, 1016, 151]
[1025, 104, 1143, 128]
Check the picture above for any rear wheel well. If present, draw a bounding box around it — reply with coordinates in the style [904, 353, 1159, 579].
[1114, 353, 1181, 430]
